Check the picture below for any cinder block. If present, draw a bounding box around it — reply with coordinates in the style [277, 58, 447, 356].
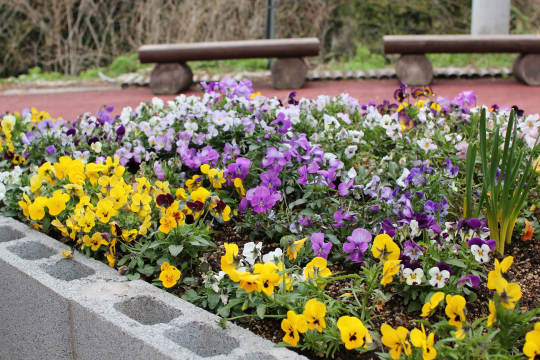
[0, 218, 307, 360]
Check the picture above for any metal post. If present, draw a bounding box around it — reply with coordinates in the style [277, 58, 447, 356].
[265, 0, 275, 69]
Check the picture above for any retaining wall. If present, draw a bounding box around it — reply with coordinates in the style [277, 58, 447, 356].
[0, 216, 305, 360]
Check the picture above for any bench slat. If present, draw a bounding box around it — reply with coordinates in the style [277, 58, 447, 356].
[384, 34, 540, 54]
[139, 38, 320, 63]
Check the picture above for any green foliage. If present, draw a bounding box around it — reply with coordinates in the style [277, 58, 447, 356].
[190, 58, 269, 73]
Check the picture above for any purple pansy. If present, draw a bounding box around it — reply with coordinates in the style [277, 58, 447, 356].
[311, 233, 332, 260]
[343, 228, 372, 263]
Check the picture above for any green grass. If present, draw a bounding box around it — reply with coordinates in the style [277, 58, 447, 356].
[427, 53, 516, 68]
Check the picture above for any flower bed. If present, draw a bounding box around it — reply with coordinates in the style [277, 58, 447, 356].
[1, 79, 540, 359]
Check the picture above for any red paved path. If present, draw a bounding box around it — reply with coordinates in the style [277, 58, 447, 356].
[1, 78, 540, 120]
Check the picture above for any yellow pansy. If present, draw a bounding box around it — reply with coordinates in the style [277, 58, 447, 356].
[253, 262, 280, 296]
[445, 294, 466, 329]
[410, 324, 437, 360]
[381, 324, 411, 360]
[46, 190, 70, 216]
[83, 232, 108, 251]
[159, 262, 181, 288]
[95, 200, 117, 223]
[28, 197, 48, 220]
[421, 292, 445, 317]
[337, 316, 367, 350]
[281, 311, 308, 347]
[381, 259, 401, 286]
[494, 278, 522, 310]
[372, 234, 400, 263]
[303, 299, 327, 333]
[286, 237, 307, 260]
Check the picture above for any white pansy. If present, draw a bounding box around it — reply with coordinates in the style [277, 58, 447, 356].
[262, 248, 283, 265]
[344, 145, 358, 159]
[120, 106, 132, 125]
[470, 244, 490, 263]
[417, 138, 438, 154]
[152, 97, 164, 110]
[396, 168, 410, 188]
[403, 267, 423, 285]
[242, 242, 262, 265]
[0, 183, 6, 201]
[429, 267, 450, 288]
[91, 142, 102, 153]
[348, 130, 364, 143]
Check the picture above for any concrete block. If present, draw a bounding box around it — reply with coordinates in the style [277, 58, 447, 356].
[0, 218, 307, 360]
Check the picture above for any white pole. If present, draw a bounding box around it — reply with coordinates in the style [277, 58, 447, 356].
[471, 0, 511, 35]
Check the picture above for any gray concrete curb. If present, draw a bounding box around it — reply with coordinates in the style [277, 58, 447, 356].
[0, 216, 306, 360]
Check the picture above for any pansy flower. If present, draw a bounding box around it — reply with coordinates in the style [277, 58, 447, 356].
[402, 240, 423, 260]
[343, 228, 371, 263]
[311, 233, 332, 260]
[402, 262, 423, 285]
[468, 237, 496, 263]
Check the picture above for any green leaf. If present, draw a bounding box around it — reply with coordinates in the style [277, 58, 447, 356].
[357, 166, 367, 178]
[217, 298, 243, 315]
[299, 208, 316, 216]
[142, 264, 155, 276]
[273, 342, 290, 348]
[42, 217, 50, 232]
[467, 292, 477, 303]
[324, 233, 340, 245]
[127, 273, 140, 281]
[289, 198, 306, 209]
[286, 186, 295, 194]
[181, 289, 200, 302]
[169, 245, 184, 256]
[257, 304, 266, 319]
[248, 144, 260, 152]
[407, 301, 422, 312]
[445, 258, 467, 268]
[208, 291, 220, 309]
[274, 224, 283, 233]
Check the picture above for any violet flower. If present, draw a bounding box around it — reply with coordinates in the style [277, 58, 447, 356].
[153, 162, 165, 180]
[311, 233, 332, 259]
[45, 145, 57, 155]
[250, 187, 276, 213]
[403, 241, 424, 261]
[270, 113, 292, 134]
[260, 169, 281, 193]
[457, 275, 481, 289]
[343, 228, 371, 263]
[228, 157, 251, 180]
[299, 217, 313, 226]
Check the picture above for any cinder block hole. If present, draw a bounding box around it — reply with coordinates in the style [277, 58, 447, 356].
[114, 296, 182, 325]
[40, 259, 95, 281]
[0, 226, 25, 243]
[166, 322, 239, 357]
[238, 353, 277, 360]
[7, 241, 56, 260]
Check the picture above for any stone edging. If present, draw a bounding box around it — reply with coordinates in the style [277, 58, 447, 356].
[0, 216, 305, 360]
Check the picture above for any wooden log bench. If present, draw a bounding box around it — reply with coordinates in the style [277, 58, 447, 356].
[138, 38, 320, 95]
[384, 34, 540, 86]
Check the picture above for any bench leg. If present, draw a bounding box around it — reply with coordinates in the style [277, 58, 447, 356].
[271, 58, 307, 90]
[513, 54, 540, 86]
[149, 63, 193, 95]
[395, 54, 433, 86]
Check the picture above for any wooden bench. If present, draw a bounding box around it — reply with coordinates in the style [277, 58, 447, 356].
[138, 38, 320, 95]
[384, 34, 540, 86]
